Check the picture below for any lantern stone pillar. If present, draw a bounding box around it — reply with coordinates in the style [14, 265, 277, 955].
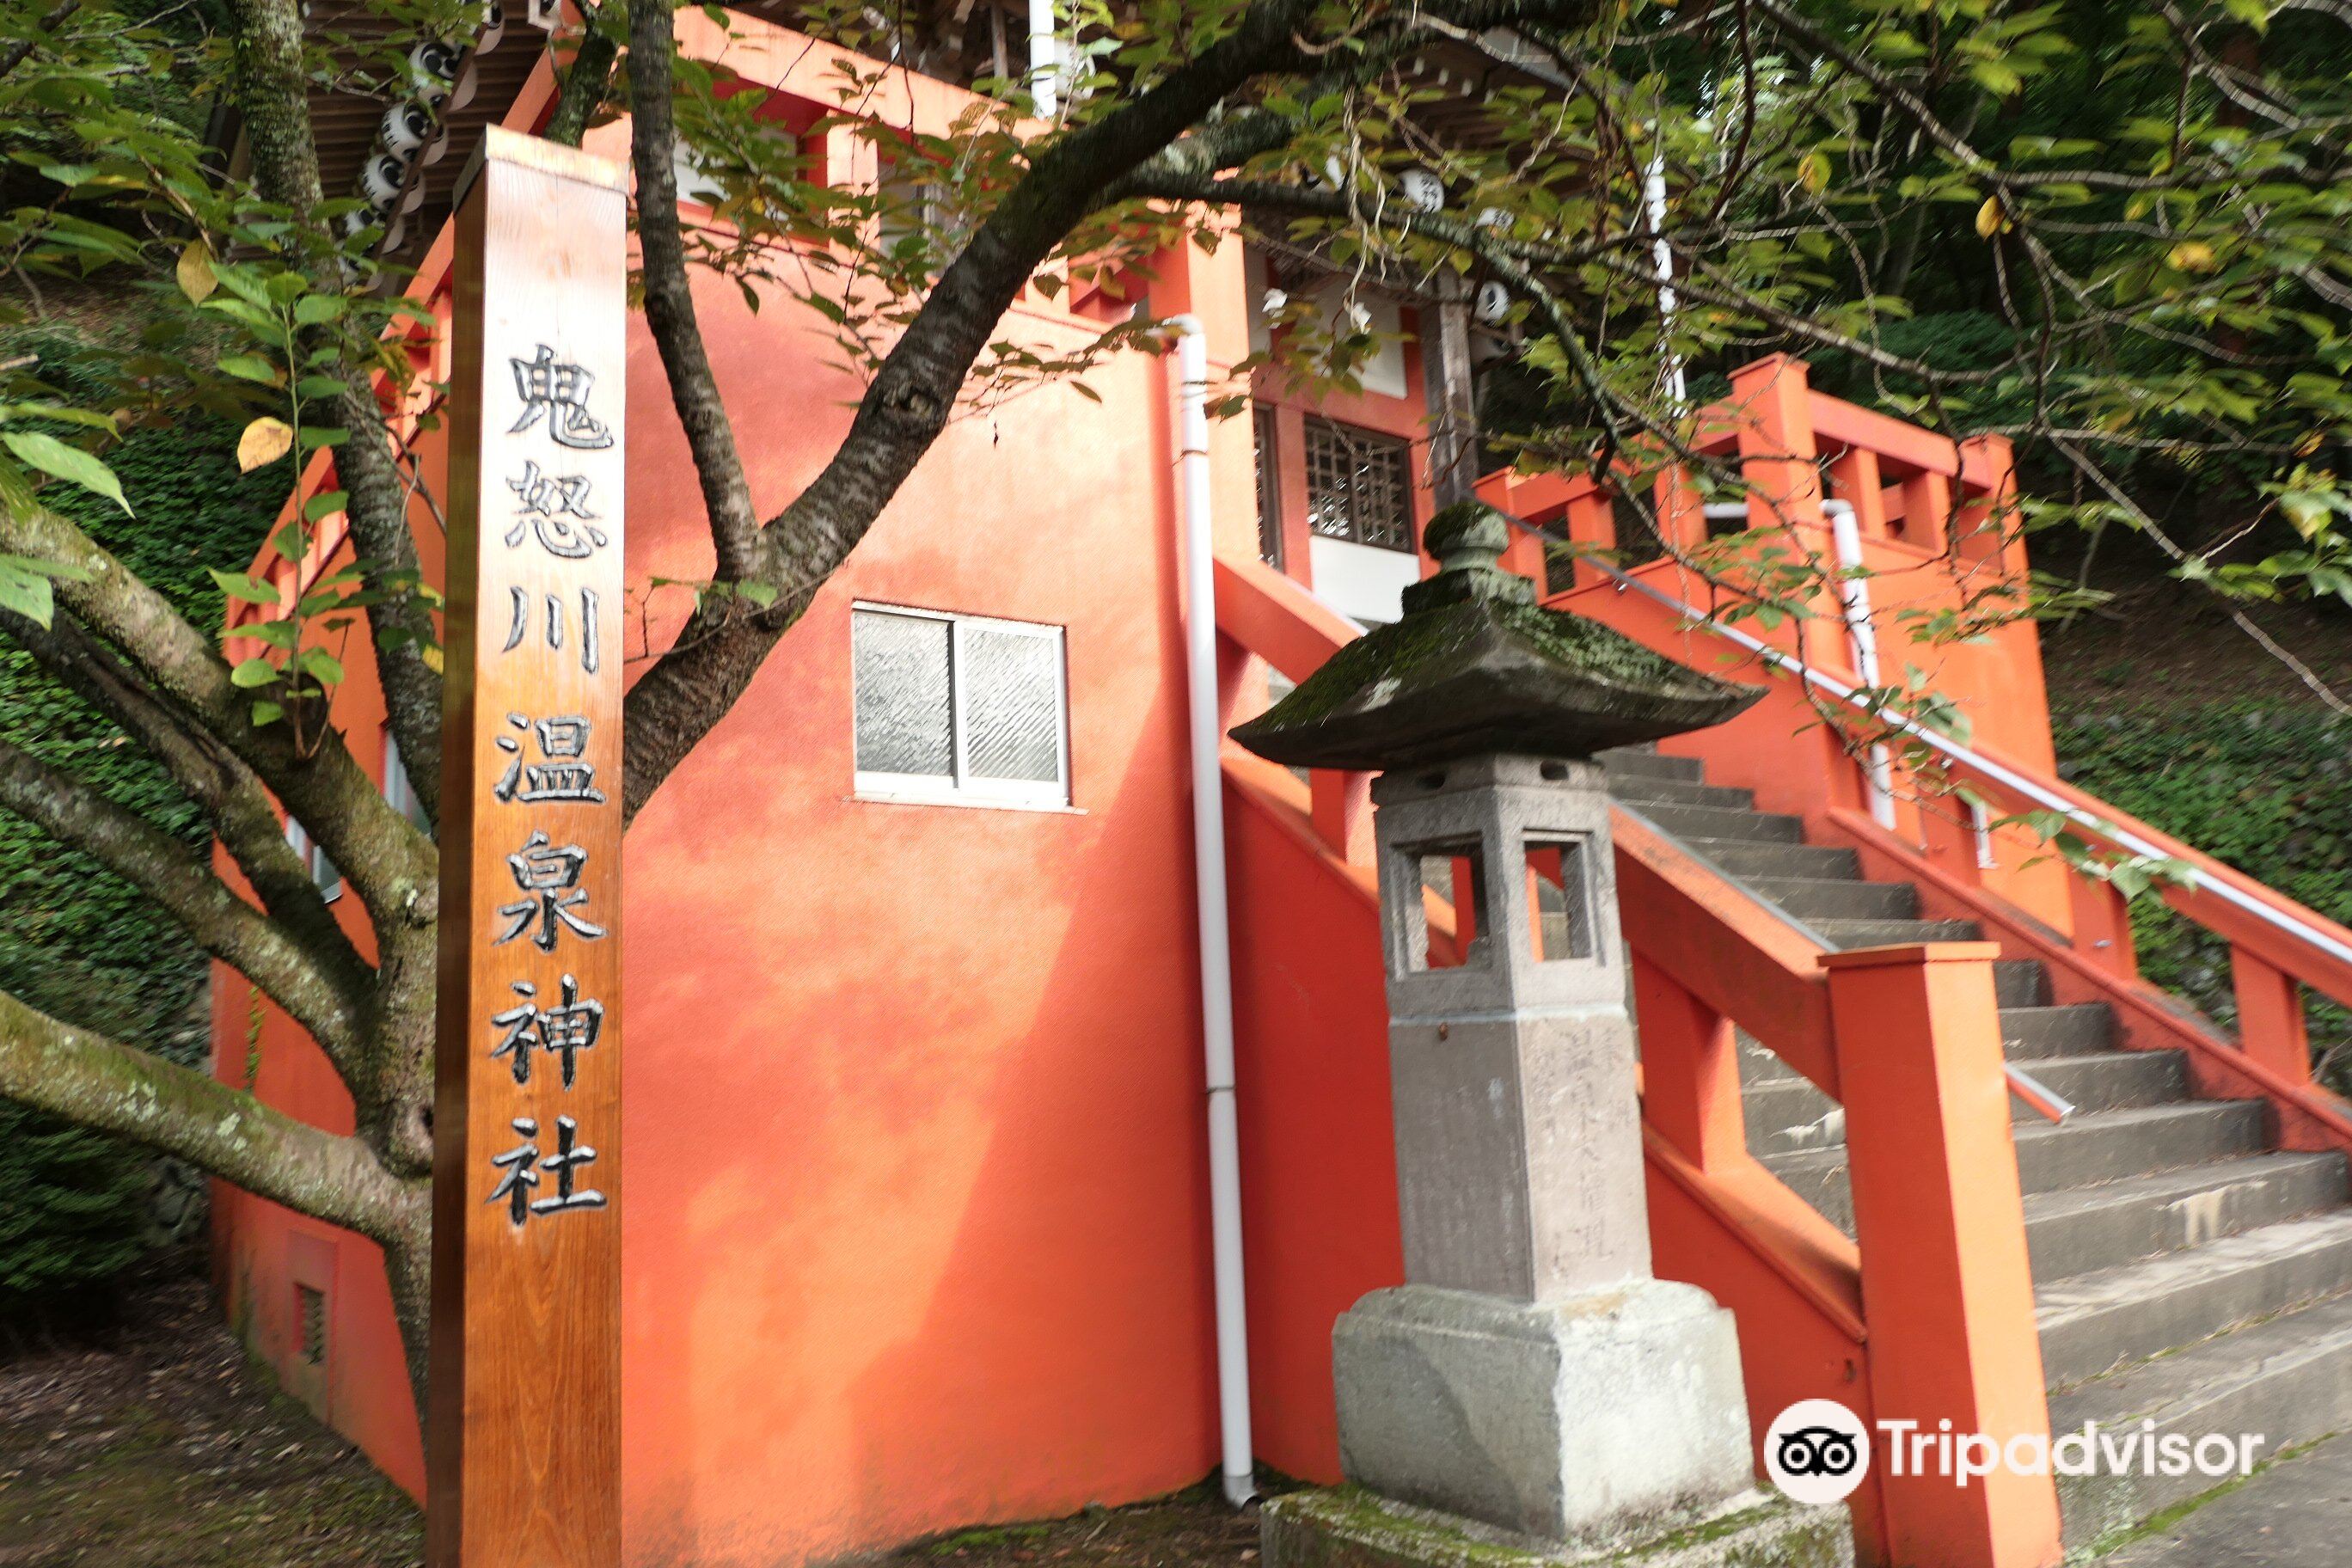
[1237, 504, 1850, 1567]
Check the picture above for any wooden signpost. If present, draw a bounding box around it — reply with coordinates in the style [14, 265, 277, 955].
[430, 126, 628, 1568]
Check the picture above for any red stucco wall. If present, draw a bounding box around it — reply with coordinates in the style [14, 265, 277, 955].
[209, 53, 1262, 1552]
[612, 265, 1227, 1565]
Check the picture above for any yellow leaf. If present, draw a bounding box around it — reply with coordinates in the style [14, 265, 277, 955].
[1798, 150, 1829, 194]
[1974, 196, 2006, 238]
[177, 241, 216, 303]
[237, 416, 294, 473]
[2167, 241, 2217, 273]
[421, 641, 444, 675]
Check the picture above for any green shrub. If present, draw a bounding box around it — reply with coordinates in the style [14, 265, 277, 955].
[2051, 702, 2352, 1085]
[0, 334, 287, 1322]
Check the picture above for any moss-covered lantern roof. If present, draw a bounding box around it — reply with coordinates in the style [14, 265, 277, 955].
[1230, 501, 1765, 771]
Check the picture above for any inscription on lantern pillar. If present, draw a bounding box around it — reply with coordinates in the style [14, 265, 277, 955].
[429, 126, 627, 1568]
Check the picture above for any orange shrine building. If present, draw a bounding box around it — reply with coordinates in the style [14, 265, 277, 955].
[210, 13, 2352, 1568]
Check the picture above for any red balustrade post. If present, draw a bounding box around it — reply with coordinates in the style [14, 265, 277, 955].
[1822, 943, 2061, 1568]
[1309, 767, 1374, 863]
[2067, 874, 2141, 981]
[1902, 469, 1954, 558]
[2231, 945, 2315, 1087]
[1632, 953, 1748, 1170]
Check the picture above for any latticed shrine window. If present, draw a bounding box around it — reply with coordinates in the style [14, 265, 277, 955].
[1304, 418, 1416, 553]
[1253, 406, 1283, 567]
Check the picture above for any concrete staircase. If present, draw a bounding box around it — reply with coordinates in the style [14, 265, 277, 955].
[1603, 748, 2352, 1553]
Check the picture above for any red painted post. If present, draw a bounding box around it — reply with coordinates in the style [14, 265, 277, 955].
[2067, 873, 2141, 981]
[1952, 437, 2020, 573]
[1632, 953, 1748, 1170]
[1823, 943, 2061, 1568]
[2232, 945, 2314, 1087]
[1902, 469, 1954, 558]
[1310, 767, 1374, 863]
[1566, 489, 1613, 589]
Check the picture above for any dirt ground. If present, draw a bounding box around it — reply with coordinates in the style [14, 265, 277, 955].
[2032, 526, 2352, 714]
[0, 1257, 1269, 1568]
[0, 1259, 422, 1567]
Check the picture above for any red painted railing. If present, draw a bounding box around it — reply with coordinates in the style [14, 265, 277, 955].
[1479, 353, 2352, 1163]
[1213, 548, 2063, 1568]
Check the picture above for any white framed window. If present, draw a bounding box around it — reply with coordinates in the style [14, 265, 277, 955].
[851, 603, 1070, 810]
[284, 818, 343, 903]
[383, 730, 432, 835]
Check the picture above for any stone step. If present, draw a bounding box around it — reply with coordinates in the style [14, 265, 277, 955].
[1744, 1077, 1843, 1157]
[1763, 1101, 2269, 1234]
[2012, 1050, 2187, 1118]
[2003, 1003, 2115, 1058]
[1742, 1013, 2127, 1080]
[1598, 747, 1705, 782]
[2049, 1289, 2352, 1553]
[1632, 803, 1808, 843]
[1741, 875, 1919, 922]
[1741, 1052, 2186, 1159]
[1682, 839, 1864, 882]
[1997, 961, 2053, 1008]
[1604, 776, 1759, 812]
[1736, 1033, 1803, 1087]
[1810, 916, 1985, 947]
[2037, 1210, 2352, 1387]
[2026, 1152, 2349, 1286]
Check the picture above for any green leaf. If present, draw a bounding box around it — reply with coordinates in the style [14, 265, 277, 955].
[303, 489, 349, 523]
[248, 700, 285, 726]
[230, 657, 280, 688]
[2, 431, 131, 515]
[296, 426, 347, 450]
[0, 554, 88, 626]
[292, 293, 346, 326]
[242, 618, 300, 650]
[206, 568, 280, 605]
[216, 353, 282, 384]
[297, 646, 346, 684]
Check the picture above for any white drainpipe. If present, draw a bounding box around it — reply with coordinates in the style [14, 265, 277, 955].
[1824, 499, 1897, 830]
[1028, 0, 1059, 118]
[1702, 498, 1896, 828]
[1645, 145, 1686, 408]
[1170, 315, 1257, 1509]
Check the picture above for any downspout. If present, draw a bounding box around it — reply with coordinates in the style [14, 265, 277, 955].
[1645, 146, 1687, 407]
[1824, 499, 1898, 830]
[1028, 0, 1059, 118]
[1170, 315, 1258, 1509]
[1701, 498, 1896, 828]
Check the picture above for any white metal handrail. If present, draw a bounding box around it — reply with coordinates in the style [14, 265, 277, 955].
[1579, 556, 2352, 978]
[1618, 796, 2077, 1122]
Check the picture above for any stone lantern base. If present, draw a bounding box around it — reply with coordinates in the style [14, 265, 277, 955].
[1331, 1282, 1756, 1547]
[1260, 1484, 1852, 1568]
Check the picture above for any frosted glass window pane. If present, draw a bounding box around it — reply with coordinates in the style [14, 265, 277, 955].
[961, 627, 1061, 783]
[853, 611, 953, 776]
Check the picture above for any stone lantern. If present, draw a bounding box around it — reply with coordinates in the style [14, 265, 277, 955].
[1237, 504, 1847, 1567]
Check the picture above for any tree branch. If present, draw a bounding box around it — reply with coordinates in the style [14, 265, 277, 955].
[627, 0, 764, 582]
[0, 0, 77, 83]
[0, 496, 435, 925]
[228, 0, 444, 831]
[544, 12, 622, 149]
[0, 736, 368, 1063]
[0, 605, 368, 982]
[0, 987, 421, 1248]
[621, 0, 1570, 823]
